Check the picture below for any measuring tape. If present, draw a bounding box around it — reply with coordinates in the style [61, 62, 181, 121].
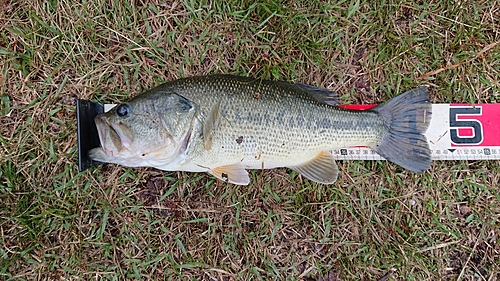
[96, 103, 500, 162]
[335, 104, 500, 161]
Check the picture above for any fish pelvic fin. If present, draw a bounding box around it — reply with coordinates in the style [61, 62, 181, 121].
[209, 163, 250, 185]
[289, 150, 339, 184]
[372, 86, 432, 173]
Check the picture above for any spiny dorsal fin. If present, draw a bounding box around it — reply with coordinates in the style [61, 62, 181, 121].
[209, 163, 250, 185]
[203, 100, 221, 150]
[296, 83, 340, 106]
[289, 150, 339, 184]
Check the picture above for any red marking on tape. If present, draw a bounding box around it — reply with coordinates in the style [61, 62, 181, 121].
[339, 104, 376, 110]
[450, 104, 500, 147]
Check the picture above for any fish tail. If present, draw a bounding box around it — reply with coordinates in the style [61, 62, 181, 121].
[371, 87, 432, 172]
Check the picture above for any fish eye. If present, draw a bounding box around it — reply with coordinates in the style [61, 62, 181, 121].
[116, 104, 130, 117]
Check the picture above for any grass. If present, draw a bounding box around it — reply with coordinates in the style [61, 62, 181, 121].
[1, 0, 499, 280]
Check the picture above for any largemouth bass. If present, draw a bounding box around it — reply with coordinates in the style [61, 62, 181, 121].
[89, 75, 431, 185]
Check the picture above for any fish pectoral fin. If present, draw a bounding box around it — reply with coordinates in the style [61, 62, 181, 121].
[289, 151, 339, 184]
[203, 100, 221, 150]
[209, 163, 250, 185]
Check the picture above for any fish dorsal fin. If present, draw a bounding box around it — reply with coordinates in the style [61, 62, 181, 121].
[289, 151, 339, 184]
[209, 163, 250, 185]
[296, 83, 340, 106]
[203, 100, 222, 150]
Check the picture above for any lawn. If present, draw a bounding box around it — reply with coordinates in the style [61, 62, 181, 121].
[1, 0, 499, 280]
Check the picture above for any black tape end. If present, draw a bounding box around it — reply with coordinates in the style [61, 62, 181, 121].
[77, 99, 105, 172]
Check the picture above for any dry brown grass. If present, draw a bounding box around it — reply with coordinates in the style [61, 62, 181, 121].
[1, 0, 499, 280]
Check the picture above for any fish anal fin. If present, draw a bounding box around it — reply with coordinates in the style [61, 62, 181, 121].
[210, 163, 250, 185]
[289, 151, 339, 184]
[203, 100, 221, 150]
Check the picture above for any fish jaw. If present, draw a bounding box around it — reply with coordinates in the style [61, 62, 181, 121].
[94, 115, 123, 157]
[91, 114, 143, 165]
[110, 121, 134, 149]
[90, 114, 135, 165]
[88, 146, 109, 162]
[89, 113, 195, 169]
[88, 146, 151, 167]
[88, 132, 191, 169]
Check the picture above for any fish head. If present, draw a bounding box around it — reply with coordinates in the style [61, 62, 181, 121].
[89, 91, 197, 167]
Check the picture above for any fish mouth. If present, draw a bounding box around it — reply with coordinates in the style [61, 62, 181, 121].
[94, 115, 123, 157]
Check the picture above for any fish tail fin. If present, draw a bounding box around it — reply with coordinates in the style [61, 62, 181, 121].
[371, 86, 432, 172]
